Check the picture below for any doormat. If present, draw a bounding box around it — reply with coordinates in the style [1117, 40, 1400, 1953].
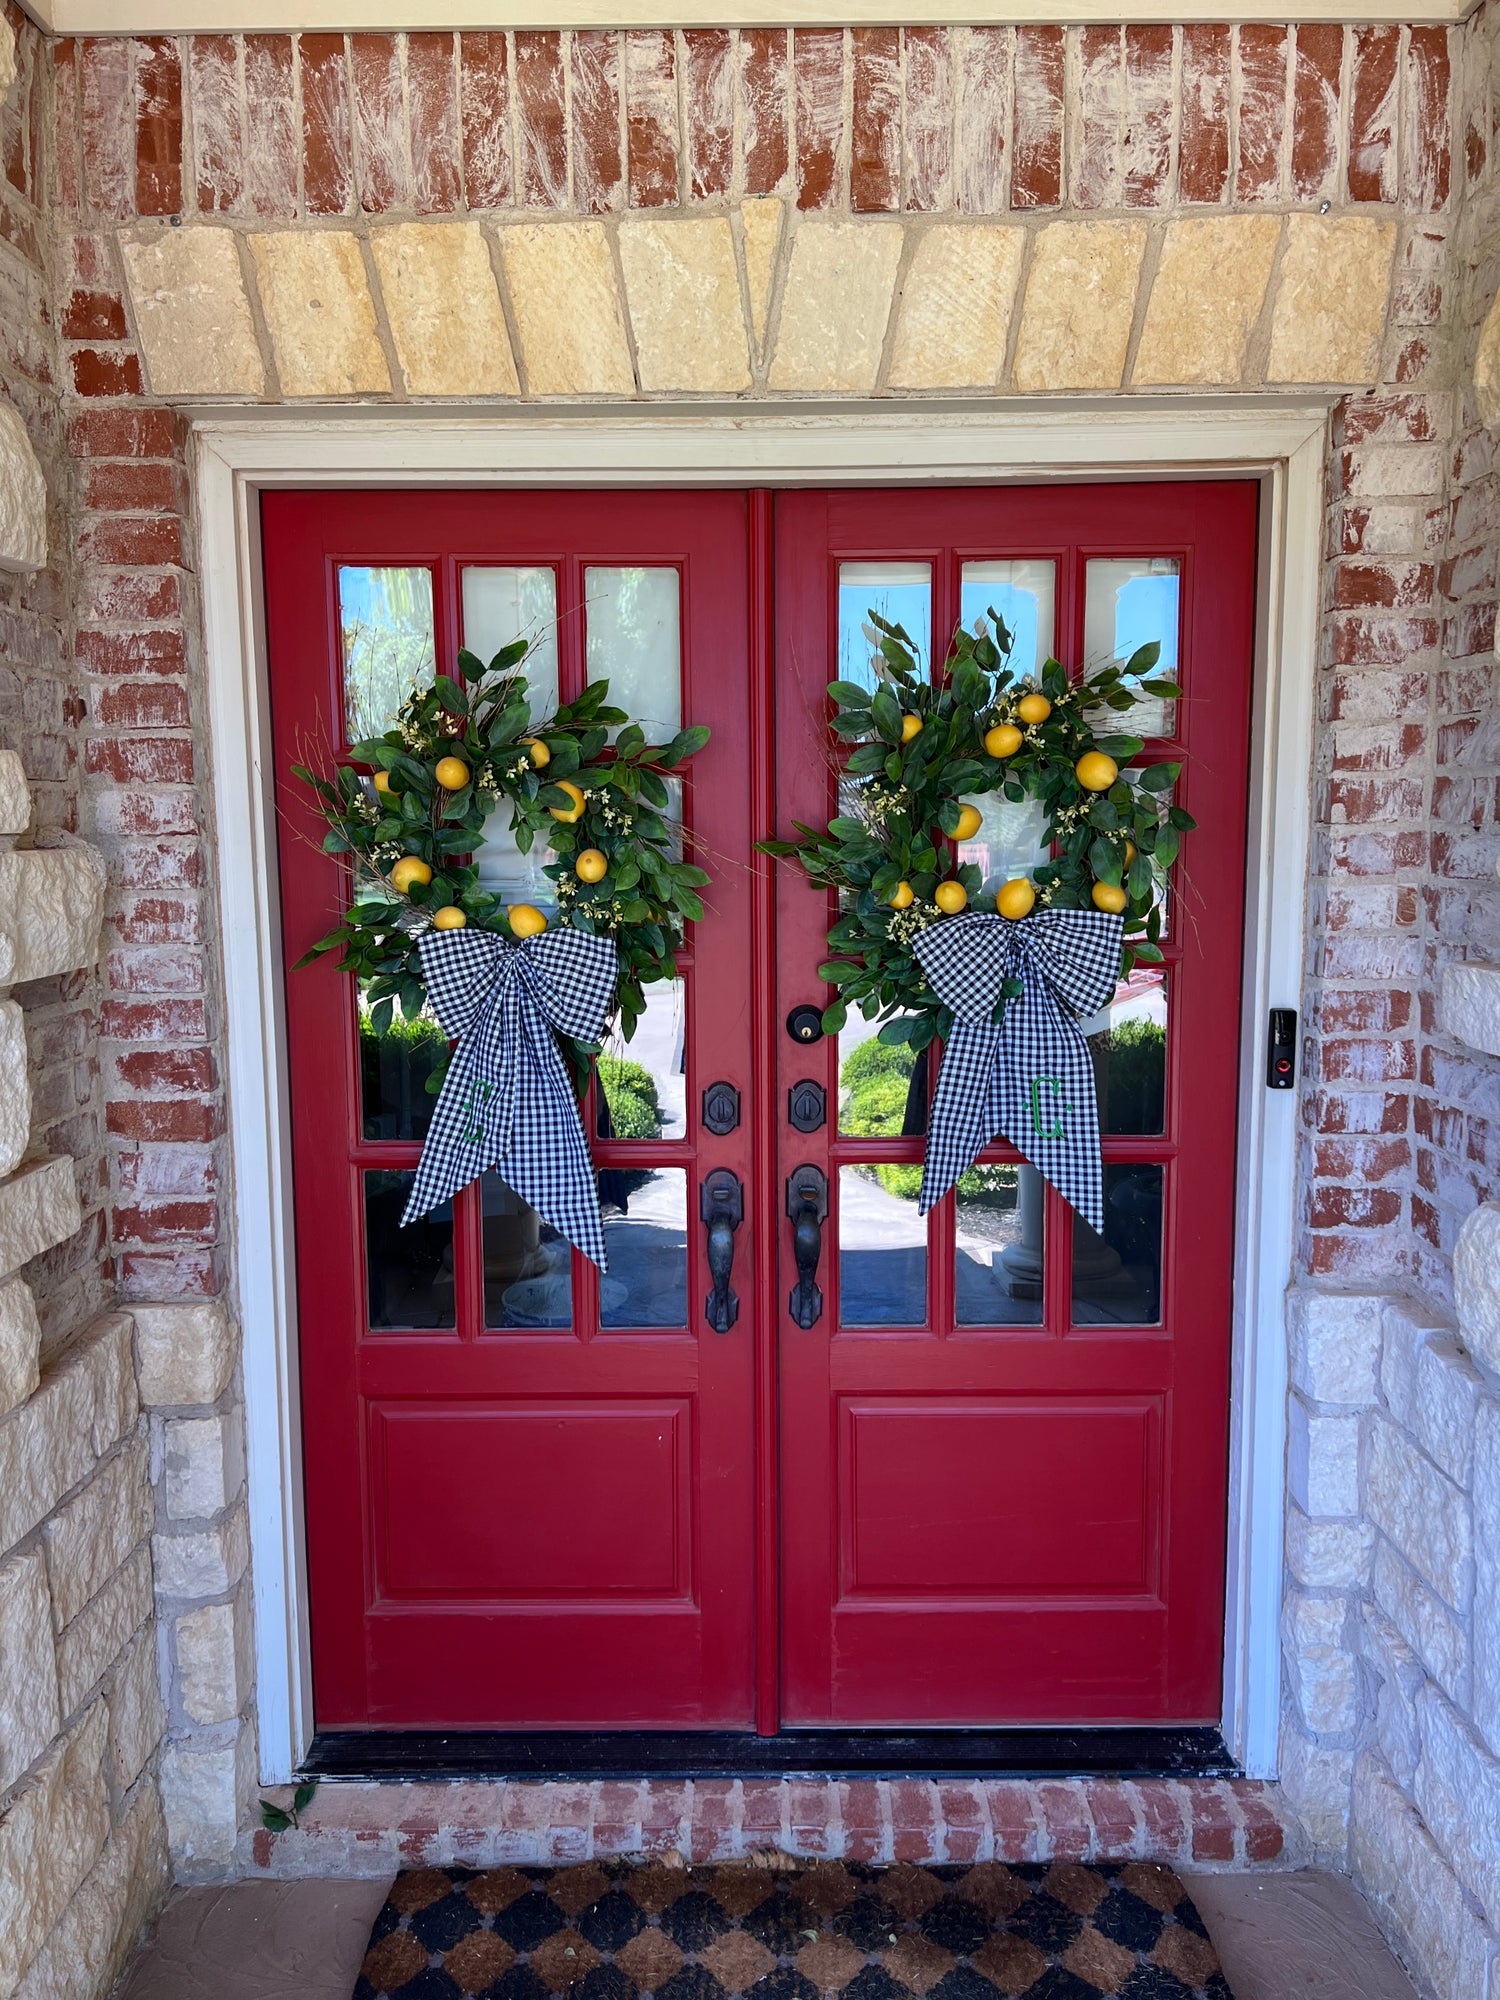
[352, 1858, 1233, 2000]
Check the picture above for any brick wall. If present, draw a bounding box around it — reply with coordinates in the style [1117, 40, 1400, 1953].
[0, 2, 110, 1349]
[9, 6, 1500, 1931]
[40, 20, 1488, 1316]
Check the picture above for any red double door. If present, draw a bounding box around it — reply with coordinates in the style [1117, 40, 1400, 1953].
[264, 481, 1256, 1735]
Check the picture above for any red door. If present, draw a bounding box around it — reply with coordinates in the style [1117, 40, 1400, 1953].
[774, 484, 1256, 1722]
[263, 480, 1255, 1735]
[263, 490, 759, 1727]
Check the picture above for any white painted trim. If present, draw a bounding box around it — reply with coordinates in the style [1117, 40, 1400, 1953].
[195, 399, 1323, 1782]
[30, 1, 1472, 32]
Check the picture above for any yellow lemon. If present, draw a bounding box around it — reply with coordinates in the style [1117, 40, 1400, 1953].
[523, 738, 551, 769]
[1092, 881, 1129, 914]
[434, 755, 470, 791]
[1075, 750, 1119, 792]
[934, 881, 968, 915]
[389, 856, 432, 894]
[431, 905, 467, 931]
[575, 848, 609, 884]
[508, 903, 548, 938]
[900, 713, 924, 744]
[1123, 839, 1138, 866]
[953, 803, 983, 841]
[984, 724, 1024, 759]
[548, 780, 586, 823]
[1016, 692, 1052, 725]
[372, 770, 395, 796]
[996, 878, 1036, 920]
[888, 880, 915, 910]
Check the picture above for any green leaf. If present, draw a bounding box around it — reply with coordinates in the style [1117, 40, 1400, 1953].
[1125, 640, 1162, 677]
[1135, 761, 1178, 793]
[870, 687, 902, 745]
[827, 680, 873, 708]
[292, 1780, 320, 1814]
[259, 1801, 293, 1833]
[457, 647, 487, 682]
[877, 1015, 919, 1045]
[489, 638, 529, 673]
[433, 675, 467, 715]
[820, 1000, 848, 1036]
[1153, 826, 1180, 869]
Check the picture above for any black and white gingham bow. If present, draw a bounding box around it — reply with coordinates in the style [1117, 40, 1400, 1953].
[912, 907, 1124, 1231]
[402, 925, 618, 1267]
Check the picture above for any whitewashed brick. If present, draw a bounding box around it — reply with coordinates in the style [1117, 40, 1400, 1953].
[1282, 1588, 1358, 1734]
[1366, 1414, 1474, 1612]
[55, 1547, 153, 1720]
[42, 1435, 151, 1629]
[1288, 1397, 1361, 1517]
[0, 1704, 110, 1996]
[1287, 1507, 1375, 1589]
[152, 1504, 249, 1601]
[1289, 1287, 1383, 1405]
[1352, 1754, 1495, 2000]
[1373, 1538, 1470, 1707]
[132, 1301, 234, 1409]
[0, 403, 45, 576]
[0, 1547, 59, 1792]
[1363, 1606, 1424, 1791]
[1415, 1684, 1500, 1930]
[162, 1412, 244, 1521]
[0, 1317, 136, 1559]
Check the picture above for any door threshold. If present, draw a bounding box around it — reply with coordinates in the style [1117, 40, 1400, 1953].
[303, 1726, 1237, 1782]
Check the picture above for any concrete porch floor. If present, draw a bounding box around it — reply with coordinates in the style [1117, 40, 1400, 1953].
[109, 1870, 1422, 2000]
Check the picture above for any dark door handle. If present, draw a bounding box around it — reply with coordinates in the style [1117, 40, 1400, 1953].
[786, 1164, 829, 1329]
[700, 1169, 743, 1333]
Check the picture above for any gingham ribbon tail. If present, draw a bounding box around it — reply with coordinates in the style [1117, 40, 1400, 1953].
[401, 926, 618, 1268]
[912, 908, 1124, 1233]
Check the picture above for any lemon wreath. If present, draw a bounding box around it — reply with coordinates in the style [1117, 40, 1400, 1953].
[293, 637, 711, 1076]
[759, 608, 1190, 1053]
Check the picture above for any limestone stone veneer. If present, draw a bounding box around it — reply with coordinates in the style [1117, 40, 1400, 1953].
[118, 209, 1398, 404]
[0, 756, 171, 2000]
[1280, 1214, 1500, 2000]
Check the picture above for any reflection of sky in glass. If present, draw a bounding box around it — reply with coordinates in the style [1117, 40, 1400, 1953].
[838, 564, 931, 691]
[960, 581, 1043, 678]
[1113, 575, 1179, 673]
[338, 566, 435, 742]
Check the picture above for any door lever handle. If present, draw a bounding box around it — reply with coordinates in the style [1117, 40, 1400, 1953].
[786, 1164, 829, 1329]
[700, 1169, 743, 1333]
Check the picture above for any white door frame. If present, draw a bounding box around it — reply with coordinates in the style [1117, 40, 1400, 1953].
[194, 399, 1326, 1783]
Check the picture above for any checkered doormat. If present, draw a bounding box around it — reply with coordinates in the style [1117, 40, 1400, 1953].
[353, 1857, 1234, 2000]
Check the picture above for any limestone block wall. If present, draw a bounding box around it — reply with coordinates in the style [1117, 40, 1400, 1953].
[1277, 1249, 1500, 2000]
[0, 768, 170, 1997]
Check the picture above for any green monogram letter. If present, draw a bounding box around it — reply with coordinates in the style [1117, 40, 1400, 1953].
[1029, 1076, 1068, 1140]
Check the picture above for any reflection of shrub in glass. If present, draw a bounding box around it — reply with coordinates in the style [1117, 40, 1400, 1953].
[597, 1055, 663, 1202]
[838, 1039, 1017, 1205]
[359, 1005, 447, 1142]
[1089, 1016, 1166, 1134]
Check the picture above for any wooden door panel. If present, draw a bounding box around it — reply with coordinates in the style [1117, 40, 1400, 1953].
[263, 489, 757, 1731]
[774, 482, 1257, 1726]
[837, 1397, 1162, 1600]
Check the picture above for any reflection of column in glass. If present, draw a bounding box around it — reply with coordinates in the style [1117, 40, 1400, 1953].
[998, 1164, 1045, 1299]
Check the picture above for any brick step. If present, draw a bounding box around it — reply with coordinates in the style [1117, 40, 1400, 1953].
[244, 1778, 1303, 1880]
